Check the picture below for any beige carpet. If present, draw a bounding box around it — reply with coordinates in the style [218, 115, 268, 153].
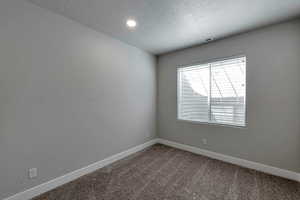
[33, 144, 300, 200]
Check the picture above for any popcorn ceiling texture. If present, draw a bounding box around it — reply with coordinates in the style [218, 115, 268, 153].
[28, 0, 300, 54]
[33, 144, 300, 200]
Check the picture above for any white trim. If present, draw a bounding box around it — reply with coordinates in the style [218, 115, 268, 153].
[4, 138, 300, 200]
[4, 139, 158, 200]
[157, 139, 300, 182]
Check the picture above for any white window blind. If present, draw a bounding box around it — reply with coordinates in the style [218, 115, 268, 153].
[178, 56, 246, 127]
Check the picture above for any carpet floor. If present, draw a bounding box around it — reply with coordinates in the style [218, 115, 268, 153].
[33, 144, 300, 200]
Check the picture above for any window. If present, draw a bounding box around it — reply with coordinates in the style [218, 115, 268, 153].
[177, 56, 246, 127]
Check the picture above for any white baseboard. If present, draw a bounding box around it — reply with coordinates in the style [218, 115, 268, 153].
[4, 139, 158, 200]
[157, 138, 300, 182]
[4, 138, 299, 200]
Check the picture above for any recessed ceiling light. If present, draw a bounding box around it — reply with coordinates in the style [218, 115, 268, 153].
[126, 19, 137, 28]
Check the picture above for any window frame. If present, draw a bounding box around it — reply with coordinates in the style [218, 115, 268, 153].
[177, 55, 247, 128]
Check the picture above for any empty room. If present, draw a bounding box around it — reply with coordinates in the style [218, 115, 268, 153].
[1, 0, 300, 199]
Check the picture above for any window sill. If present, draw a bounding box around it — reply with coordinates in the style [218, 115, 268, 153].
[177, 118, 247, 129]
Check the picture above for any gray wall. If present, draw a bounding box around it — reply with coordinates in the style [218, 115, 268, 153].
[0, 0, 156, 198]
[158, 19, 300, 173]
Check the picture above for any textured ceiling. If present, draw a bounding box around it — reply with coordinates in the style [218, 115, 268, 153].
[28, 0, 300, 55]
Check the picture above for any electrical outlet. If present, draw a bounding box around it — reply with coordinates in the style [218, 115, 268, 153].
[202, 138, 207, 145]
[29, 168, 37, 179]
